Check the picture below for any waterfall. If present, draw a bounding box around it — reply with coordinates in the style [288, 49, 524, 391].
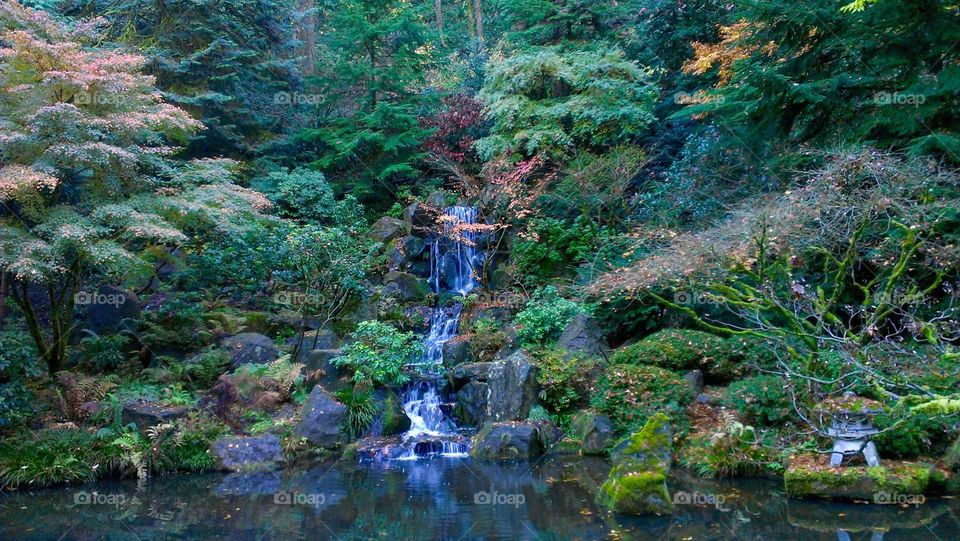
[396, 206, 481, 459]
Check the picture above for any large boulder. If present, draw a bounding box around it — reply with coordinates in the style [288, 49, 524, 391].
[441, 336, 475, 368]
[386, 235, 426, 271]
[288, 329, 339, 360]
[470, 421, 553, 460]
[221, 333, 280, 369]
[557, 314, 609, 358]
[81, 285, 142, 333]
[570, 410, 615, 455]
[210, 435, 284, 472]
[452, 351, 537, 425]
[294, 386, 347, 448]
[381, 271, 431, 303]
[364, 388, 411, 437]
[597, 412, 674, 515]
[369, 216, 405, 243]
[121, 401, 188, 430]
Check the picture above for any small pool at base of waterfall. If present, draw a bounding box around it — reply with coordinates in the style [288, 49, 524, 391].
[2, 454, 956, 541]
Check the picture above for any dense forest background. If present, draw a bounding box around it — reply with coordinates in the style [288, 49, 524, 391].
[0, 0, 958, 488]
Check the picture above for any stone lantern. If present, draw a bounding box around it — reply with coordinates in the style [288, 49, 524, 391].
[820, 392, 884, 467]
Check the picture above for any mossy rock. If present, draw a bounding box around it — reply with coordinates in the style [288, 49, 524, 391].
[784, 454, 930, 500]
[380, 389, 411, 436]
[596, 413, 674, 515]
[610, 329, 742, 382]
[569, 410, 615, 455]
[590, 364, 693, 435]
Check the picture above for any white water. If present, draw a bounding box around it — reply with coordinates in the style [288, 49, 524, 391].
[398, 206, 482, 459]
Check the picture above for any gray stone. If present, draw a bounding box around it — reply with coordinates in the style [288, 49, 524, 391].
[684, 370, 705, 396]
[210, 434, 284, 472]
[557, 314, 609, 358]
[570, 410, 615, 455]
[381, 271, 430, 303]
[452, 350, 537, 425]
[221, 333, 280, 369]
[83, 285, 141, 333]
[121, 401, 187, 430]
[294, 386, 347, 448]
[369, 216, 405, 243]
[470, 421, 550, 460]
[442, 336, 474, 368]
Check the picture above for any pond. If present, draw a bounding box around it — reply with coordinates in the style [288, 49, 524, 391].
[1, 456, 956, 540]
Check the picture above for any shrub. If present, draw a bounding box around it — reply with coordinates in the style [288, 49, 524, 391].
[590, 364, 693, 434]
[725, 334, 782, 372]
[513, 286, 584, 346]
[529, 347, 597, 415]
[0, 330, 40, 427]
[0, 429, 98, 488]
[334, 321, 423, 386]
[256, 168, 363, 225]
[466, 318, 505, 363]
[335, 384, 380, 438]
[873, 407, 958, 460]
[610, 329, 742, 381]
[721, 375, 794, 426]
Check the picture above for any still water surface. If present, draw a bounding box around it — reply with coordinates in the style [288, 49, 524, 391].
[0, 455, 956, 540]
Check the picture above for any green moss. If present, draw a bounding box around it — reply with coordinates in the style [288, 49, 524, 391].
[591, 364, 692, 435]
[784, 456, 931, 499]
[610, 329, 743, 381]
[721, 375, 795, 425]
[596, 413, 674, 515]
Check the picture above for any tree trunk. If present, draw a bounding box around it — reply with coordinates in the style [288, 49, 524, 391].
[299, 0, 317, 76]
[0, 272, 8, 331]
[435, 0, 444, 33]
[473, 0, 483, 45]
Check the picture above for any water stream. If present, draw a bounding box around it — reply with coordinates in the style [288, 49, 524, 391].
[397, 206, 483, 459]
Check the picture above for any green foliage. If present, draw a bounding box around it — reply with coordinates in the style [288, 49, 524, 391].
[722, 376, 794, 426]
[514, 215, 606, 284]
[678, 0, 960, 160]
[62, 0, 302, 157]
[874, 402, 959, 459]
[465, 317, 505, 363]
[335, 384, 380, 438]
[0, 429, 98, 487]
[610, 329, 743, 381]
[529, 347, 596, 414]
[256, 168, 364, 225]
[77, 330, 133, 371]
[334, 321, 423, 386]
[679, 422, 774, 478]
[512, 286, 584, 346]
[476, 46, 658, 159]
[0, 329, 39, 427]
[591, 364, 693, 434]
[292, 0, 435, 210]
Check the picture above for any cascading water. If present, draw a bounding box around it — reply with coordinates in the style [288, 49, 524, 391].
[397, 206, 483, 459]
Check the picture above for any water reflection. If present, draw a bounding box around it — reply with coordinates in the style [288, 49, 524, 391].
[0, 456, 956, 540]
